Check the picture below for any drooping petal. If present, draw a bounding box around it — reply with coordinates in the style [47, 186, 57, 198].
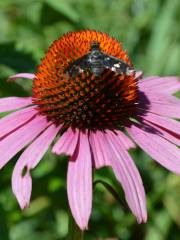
[138, 76, 180, 95]
[115, 130, 136, 149]
[0, 97, 32, 113]
[141, 112, 180, 146]
[127, 123, 180, 174]
[8, 73, 36, 82]
[67, 131, 92, 230]
[0, 115, 50, 169]
[102, 131, 147, 223]
[0, 106, 37, 139]
[12, 124, 61, 209]
[139, 93, 180, 118]
[52, 128, 79, 156]
[89, 130, 110, 168]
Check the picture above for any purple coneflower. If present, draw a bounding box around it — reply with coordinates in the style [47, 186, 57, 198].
[0, 30, 179, 230]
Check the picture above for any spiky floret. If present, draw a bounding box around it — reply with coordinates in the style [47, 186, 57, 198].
[33, 30, 138, 130]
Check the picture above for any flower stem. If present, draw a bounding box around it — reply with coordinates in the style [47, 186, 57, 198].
[68, 211, 84, 240]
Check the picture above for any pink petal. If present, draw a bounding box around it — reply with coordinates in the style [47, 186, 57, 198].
[103, 131, 147, 223]
[115, 130, 136, 149]
[8, 73, 36, 82]
[89, 131, 111, 168]
[135, 71, 143, 80]
[12, 124, 61, 209]
[139, 76, 180, 95]
[0, 97, 32, 113]
[127, 123, 180, 174]
[139, 76, 158, 82]
[52, 128, 79, 156]
[67, 131, 92, 230]
[141, 112, 180, 146]
[140, 93, 180, 118]
[142, 121, 180, 146]
[0, 106, 37, 139]
[142, 112, 180, 135]
[0, 115, 50, 169]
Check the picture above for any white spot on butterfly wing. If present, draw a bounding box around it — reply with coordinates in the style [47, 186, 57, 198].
[111, 67, 116, 71]
[114, 63, 120, 68]
[126, 69, 135, 76]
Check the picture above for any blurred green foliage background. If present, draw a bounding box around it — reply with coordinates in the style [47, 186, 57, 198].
[0, 0, 180, 239]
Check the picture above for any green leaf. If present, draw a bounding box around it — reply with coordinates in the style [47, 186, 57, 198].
[44, 0, 79, 22]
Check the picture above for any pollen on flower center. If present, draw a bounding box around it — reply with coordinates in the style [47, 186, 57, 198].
[33, 30, 138, 130]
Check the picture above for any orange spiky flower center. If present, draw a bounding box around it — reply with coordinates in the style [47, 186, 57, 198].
[33, 30, 138, 130]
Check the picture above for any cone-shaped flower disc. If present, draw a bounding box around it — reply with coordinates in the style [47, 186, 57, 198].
[33, 30, 137, 130]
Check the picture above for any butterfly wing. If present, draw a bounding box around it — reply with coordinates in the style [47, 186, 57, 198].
[103, 53, 134, 75]
[65, 54, 90, 78]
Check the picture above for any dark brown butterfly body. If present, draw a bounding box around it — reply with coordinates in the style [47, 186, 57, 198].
[65, 41, 135, 78]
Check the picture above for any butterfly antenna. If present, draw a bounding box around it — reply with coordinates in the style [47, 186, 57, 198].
[90, 41, 100, 50]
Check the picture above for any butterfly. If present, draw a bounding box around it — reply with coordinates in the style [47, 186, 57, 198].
[65, 41, 135, 78]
